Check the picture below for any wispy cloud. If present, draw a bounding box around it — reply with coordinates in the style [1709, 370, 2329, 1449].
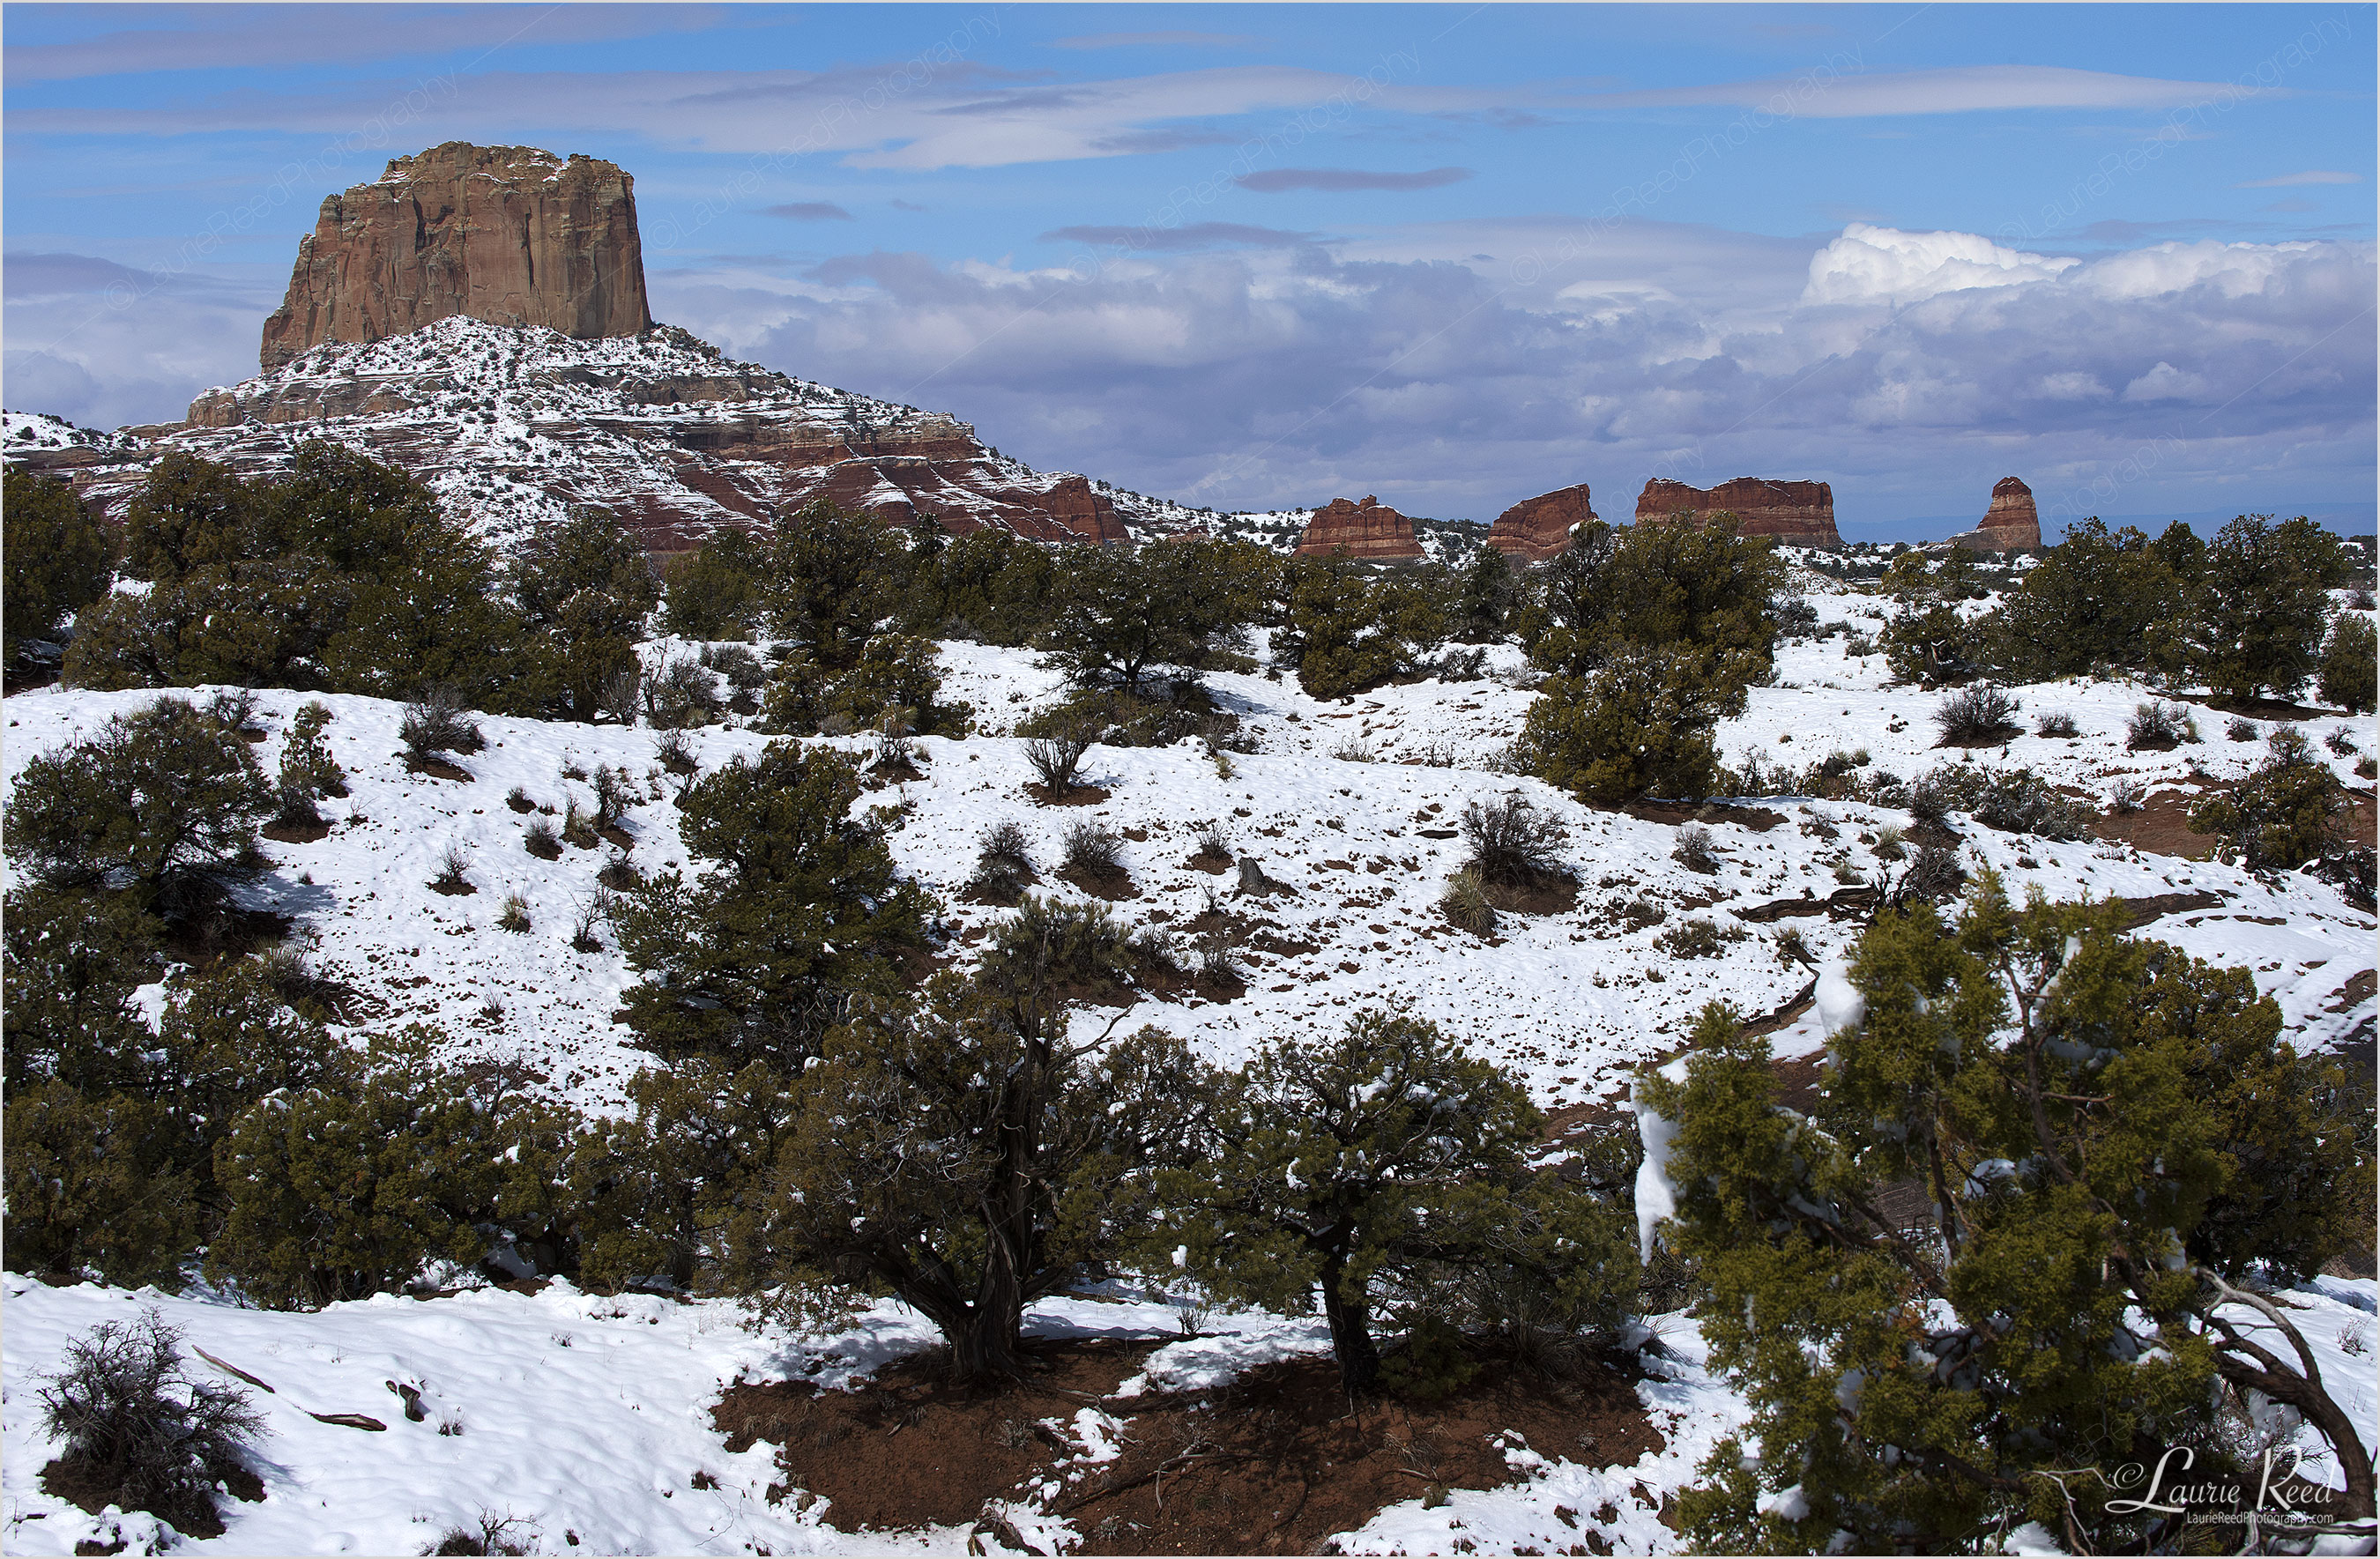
[1573, 64, 2236, 117]
[1039, 222, 1318, 249]
[762, 202, 852, 221]
[2235, 170, 2360, 188]
[1238, 167, 1470, 193]
[1049, 31, 1266, 52]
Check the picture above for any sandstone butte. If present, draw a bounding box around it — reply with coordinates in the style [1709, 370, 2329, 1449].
[1294, 495, 1424, 559]
[20, 142, 1134, 549]
[260, 143, 652, 370]
[1634, 477, 1841, 547]
[1484, 483, 1595, 560]
[1948, 477, 2042, 552]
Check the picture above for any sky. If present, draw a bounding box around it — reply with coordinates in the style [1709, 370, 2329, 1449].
[4, 3, 2374, 538]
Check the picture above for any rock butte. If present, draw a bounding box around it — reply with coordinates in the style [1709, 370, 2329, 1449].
[25, 144, 1138, 550]
[1294, 495, 1424, 559]
[261, 143, 651, 370]
[1635, 477, 1841, 548]
[1949, 477, 2042, 553]
[1484, 483, 1595, 561]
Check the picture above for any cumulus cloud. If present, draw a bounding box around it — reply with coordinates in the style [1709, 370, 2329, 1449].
[1237, 167, 1471, 193]
[642, 222, 2373, 525]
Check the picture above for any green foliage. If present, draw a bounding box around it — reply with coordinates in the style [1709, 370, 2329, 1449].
[1648, 880, 2373, 1553]
[1522, 515, 1784, 690]
[744, 965, 1218, 1381]
[1280, 557, 1453, 700]
[153, 961, 342, 1190]
[2, 887, 166, 1095]
[511, 509, 661, 720]
[122, 451, 264, 582]
[65, 557, 353, 692]
[2319, 610, 2376, 713]
[897, 525, 1060, 644]
[572, 1058, 788, 1295]
[1981, 519, 2183, 680]
[759, 502, 904, 669]
[208, 1030, 576, 1309]
[660, 527, 766, 641]
[827, 632, 970, 736]
[3, 470, 110, 659]
[1164, 1008, 1633, 1392]
[1044, 538, 1275, 693]
[274, 701, 346, 822]
[2185, 514, 2351, 702]
[611, 741, 930, 1069]
[4, 1082, 197, 1288]
[1450, 545, 1517, 642]
[2187, 726, 2348, 871]
[1520, 646, 1732, 804]
[4, 696, 273, 916]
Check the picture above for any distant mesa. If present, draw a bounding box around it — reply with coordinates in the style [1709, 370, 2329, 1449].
[1294, 494, 1424, 559]
[260, 143, 652, 370]
[1484, 483, 1595, 561]
[1635, 477, 1841, 548]
[1948, 476, 2042, 553]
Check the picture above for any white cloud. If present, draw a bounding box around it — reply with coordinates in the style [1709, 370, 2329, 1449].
[2121, 360, 2216, 404]
[1568, 64, 2236, 119]
[1801, 224, 2078, 306]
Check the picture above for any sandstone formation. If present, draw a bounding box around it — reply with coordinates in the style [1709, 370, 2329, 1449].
[1293, 495, 1424, 560]
[1484, 483, 1595, 560]
[260, 144, 651, 369]
[1949, 476, 2041, 552]
[1635, 477, 1841, 547]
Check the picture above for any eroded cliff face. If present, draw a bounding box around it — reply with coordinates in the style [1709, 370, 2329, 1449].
[259, 143, 651, 369]
[1634, 477, 1841, 546]
[1484, 483, 1595, 560]
[1293, 495, 1424, 559]
[1975, 477, 2042, 550]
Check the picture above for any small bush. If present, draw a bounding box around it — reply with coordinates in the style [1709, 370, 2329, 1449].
[431, 843, 472, 894]
[653, 727, 697, 776]
[399, 687, 483, 761]
[1891, 842, 1967, 906]
[39, 1310, 264, 1533]
[524, 820, 562, 859]
[2327, 727, 2359, 757]
[1672, 822, 1719, 873]
[428, 1510, 535, 1556]
[504, 784, 533, 813]
[1932, 684, 2020, 746]
[1195, 924, 1240, 981]
[1023, 729, 1095, 795]
[2226, 716, 2260, 743]
[1190, 819, 1231, 865]
[2188, 727, 2348, 872]
[1440, 867, 1497, 936]
[1460, 794, 1571, 886]
[1061, 820, 1125, 875]
[1773, 925, 1811, 966]
[1330, 735, 1377, 762]
[2034, 710, 2078, 739]
[1871, 824, 1907, 861]
[2319, 612, 2377, 714]
[1655, 917, 1742, 959]
[561, 797, 597, 849]
[274, 702, 346, 826]
[590, 764, 634, 828]
[969, 820, 1038, 901]
[2126, 700, 2195, 751]
[597, 858, 641, 891]
[643, 658, 722, 730]
[496, 893, 532, 933]
[569, 899, 605, 954]
[2110, 779, 2147, 814]
[1909, 762, 2093, 840]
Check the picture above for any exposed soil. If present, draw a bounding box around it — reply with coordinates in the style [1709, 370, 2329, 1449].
[405, 756, 474, 783]
[505, 794, 539, 814]
[2109, 890, 2228, 930]
[428, 879, 478, 897]
[1056, 862, 1139, 901]
[1026, 783, 1112, 808]
[1621, 801, 1788, 833]
[1186, 851, 1232, 876]
[260, 818, 334, 845]
[524, 836, 563, 861]
[41, 1455, 264, 1541]
[715, 1340, 1662, 1555]
[1484, 873, 1580, 917]
[2091, 790, 2214, 859]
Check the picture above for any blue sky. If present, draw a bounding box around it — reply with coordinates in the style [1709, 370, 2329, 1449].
[5, 4, 2373, 535]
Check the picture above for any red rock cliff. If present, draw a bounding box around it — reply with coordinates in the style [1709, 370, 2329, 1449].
[1294, 495, 1424, 559]
[1975, 477, 2041, 550]
[259, 142, 651, 369]
[1484, 483, 1595, 560]
[1635, 477, 1840, 546]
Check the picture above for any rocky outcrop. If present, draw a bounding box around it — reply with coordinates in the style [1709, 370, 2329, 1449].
[1484, 483, 1595, 560]
[43, 317, 1134, 552]
[258, 143, 651, 370]
[1949, 477, 2041, 552]
[1293, 495, 1424, 560]
[1635, 477, 1840, 547]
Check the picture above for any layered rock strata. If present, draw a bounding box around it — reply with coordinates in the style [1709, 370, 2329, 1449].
[1949, 476, 2042, 552]
[260, 143, 651, 369]
[1635, 477, 1841, 546]
[1484, 483, 1595, 560]
[1293, 495, 1424, 559]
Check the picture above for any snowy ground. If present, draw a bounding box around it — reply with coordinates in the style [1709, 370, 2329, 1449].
[3, 575, 2374, 1553]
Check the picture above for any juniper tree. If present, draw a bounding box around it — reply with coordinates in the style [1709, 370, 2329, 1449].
[512, 508, 661, 720]
[741, 908, 1220, 1383]
[3, 469, 110, 661]
[2187, 726, 2350, 872]
[2184, 514, 2352, 702]
[2319, 610, 2376, 714]
[759, 501, 904, 669]
[660, 525, 766, 640]
[1045, 537, 1273, 694]
[1164, 1008, 1635, 1393]
[1643, 876, 2374, 1554]
[611, 741, 930, 1069]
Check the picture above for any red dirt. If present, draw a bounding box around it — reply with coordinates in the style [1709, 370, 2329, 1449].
[714, 1340, 1662, 1556]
